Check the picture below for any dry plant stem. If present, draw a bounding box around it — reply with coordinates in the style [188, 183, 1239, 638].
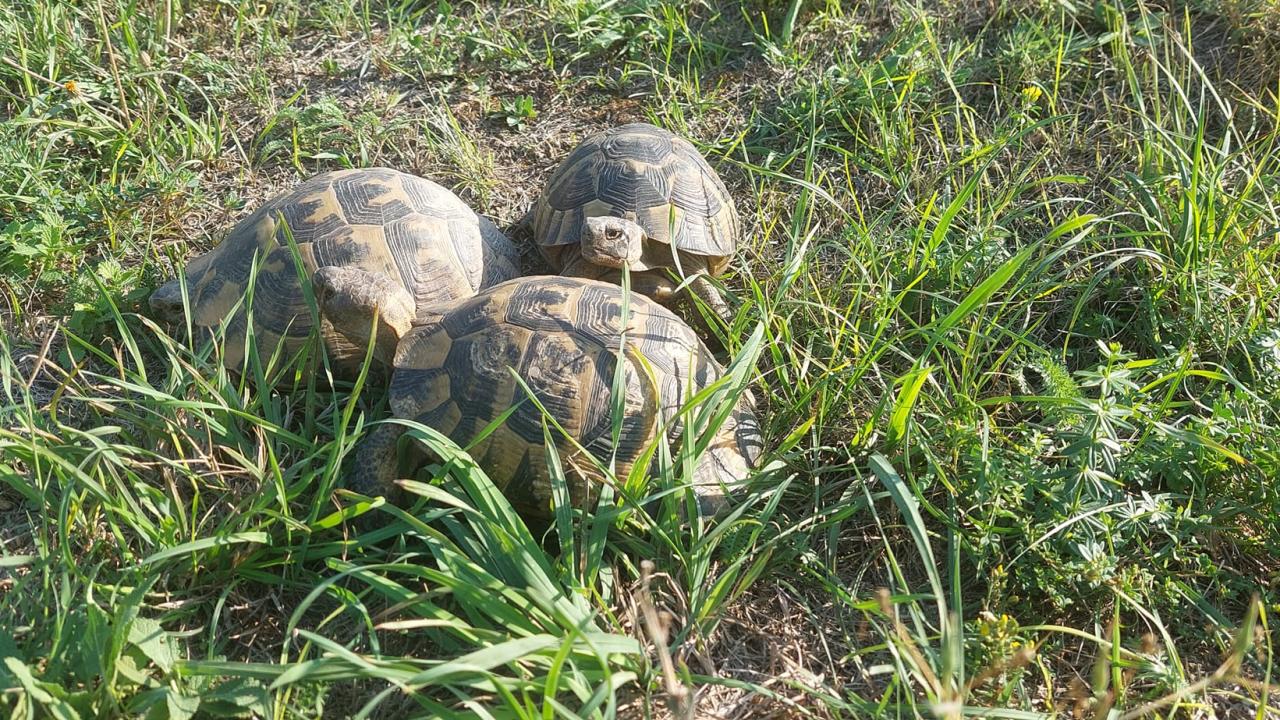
[0, 56, 125, 130]
[23, 323, 58, 391]
[1115, 647, 1244, 720]
[638, 560, 693, 720]
[1092, 690, 1115, 720]
[965, 645, 1038, 693]
[162, 0, 173, 49]
[0, 56, 61, 88]
[94, 0, 132, 122]
[1234, 676, 1280, 695]
[1110, 597, 1262, 720]
[877, 588, 944, 698]
[95, 0, 132, 124]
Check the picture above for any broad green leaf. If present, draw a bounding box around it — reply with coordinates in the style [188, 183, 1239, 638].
[888, 366, 933, 446]
[128, 618, 176, 674]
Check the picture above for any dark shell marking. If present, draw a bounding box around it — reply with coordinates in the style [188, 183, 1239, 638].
[533, 123, 739, 277]
[167, 168, 520, 376]
[388, 275, 762, 517]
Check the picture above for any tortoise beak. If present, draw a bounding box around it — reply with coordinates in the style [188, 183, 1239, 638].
[582, 218, 644, 268]
[311, 269, 335, 309]
[581, 243, 629, 268]
[149, 280, 187, 323]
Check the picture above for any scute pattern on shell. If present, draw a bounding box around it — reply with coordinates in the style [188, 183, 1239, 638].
[389, 275, 763, 516]
[533, 123, 738, 272]
[172, 167, 520, 375]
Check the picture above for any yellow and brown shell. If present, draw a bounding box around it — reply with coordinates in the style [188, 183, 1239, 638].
[533, 123, 739, 276]
[160, 168, 520, 377]
[388, 275, 762, 516]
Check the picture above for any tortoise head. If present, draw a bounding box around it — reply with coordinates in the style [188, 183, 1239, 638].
[149, 278, 188, 324]
[313, 266, 415, 365]
[150, 248, 224, 326]
[582, 216, 645, 269]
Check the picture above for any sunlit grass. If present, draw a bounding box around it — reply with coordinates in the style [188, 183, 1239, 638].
[2, 0, 1278, 717]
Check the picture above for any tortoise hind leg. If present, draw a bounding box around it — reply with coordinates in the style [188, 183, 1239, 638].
[688, 395, 763, 517]
[689, 446, 745, 517]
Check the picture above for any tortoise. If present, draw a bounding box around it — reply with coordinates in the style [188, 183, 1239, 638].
[531, 123, 740, 318]
[150, 167, 521, 378]
[321, 275, 763, 518]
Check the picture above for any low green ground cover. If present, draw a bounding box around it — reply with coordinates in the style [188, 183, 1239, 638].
[1, 0, 1277, 717]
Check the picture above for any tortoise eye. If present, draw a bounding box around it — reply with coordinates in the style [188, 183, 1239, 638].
[605, 227, 621, 240]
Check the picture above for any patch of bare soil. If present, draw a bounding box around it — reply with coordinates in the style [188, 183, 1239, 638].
[143, 4, 787, 287]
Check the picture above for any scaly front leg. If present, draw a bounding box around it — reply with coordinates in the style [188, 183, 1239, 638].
[347, 422, 410, 508]
[689, 273, 733, 321]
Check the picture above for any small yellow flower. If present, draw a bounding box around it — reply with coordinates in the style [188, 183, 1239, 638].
[1021, 85, 1043, 104]
[63, 80, 80, 96]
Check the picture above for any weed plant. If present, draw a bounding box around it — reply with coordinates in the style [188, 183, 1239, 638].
[1, 0, 1277, 716]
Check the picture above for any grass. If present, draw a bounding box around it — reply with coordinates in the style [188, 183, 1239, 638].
[2, 0, 1279, 716]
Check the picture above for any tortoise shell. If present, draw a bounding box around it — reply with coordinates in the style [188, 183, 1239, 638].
[387, 275, 762, 516]
[156, 168, 520, 377]
[532, 123, 739, 277]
